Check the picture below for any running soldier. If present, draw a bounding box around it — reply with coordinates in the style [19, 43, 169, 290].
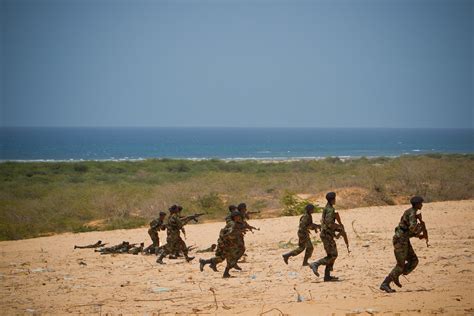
[156, 205, 195, 264]
[380, 196, 428, 293]
[309, 192, 343, 281]
[282, 204, 321, 266]
[144, 211, 167, 254]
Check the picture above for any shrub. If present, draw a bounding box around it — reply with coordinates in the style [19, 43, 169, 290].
[281, 191, 321, 216]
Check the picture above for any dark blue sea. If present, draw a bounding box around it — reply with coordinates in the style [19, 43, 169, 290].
[0, 127, 472, 161]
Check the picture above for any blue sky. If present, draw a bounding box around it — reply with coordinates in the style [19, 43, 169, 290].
[1, 0, 473, 128]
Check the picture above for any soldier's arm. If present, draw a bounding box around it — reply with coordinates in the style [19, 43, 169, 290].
[408, 210, 422, 235]
[324, 208, 341, 230]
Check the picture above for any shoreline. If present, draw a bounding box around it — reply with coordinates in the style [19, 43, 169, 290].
[1, 152, 472, 163]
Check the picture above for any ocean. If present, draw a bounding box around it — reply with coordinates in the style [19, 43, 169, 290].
[0, 127, 472, 161]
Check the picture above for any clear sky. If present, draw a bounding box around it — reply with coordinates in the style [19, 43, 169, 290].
[1, 0, 473, 128]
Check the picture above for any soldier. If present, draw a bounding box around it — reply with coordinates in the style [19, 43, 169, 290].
[380, 196, 427, 293]
[128, 242, 145, 255]
[146, 211, 167, 255]
[199, 210, 247, 274]
[156, 205, 195, 264]
[96, 241, 133, 254]
[282, 204, 321, 266]
[225, 205, 238, 224]
[74, 240, 106, 249]
[309, 192, 342, 281]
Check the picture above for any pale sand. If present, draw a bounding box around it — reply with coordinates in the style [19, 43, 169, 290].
[1, 200, 473, 315]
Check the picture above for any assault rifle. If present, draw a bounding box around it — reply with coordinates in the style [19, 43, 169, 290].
[335, 212, 350, 254]
[416, 213, 429, 247]
[180, 213, 205, 223]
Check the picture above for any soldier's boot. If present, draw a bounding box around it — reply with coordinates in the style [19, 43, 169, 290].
[323, 266, 339, 282]
[156, 253, 166, 265]
[233, 264, 242, 271]
[392, 274, 402, 288]
[380, 276, 396, 293]
[185, 255, 195, 262]
[223, 267, 231, 278]
[309, 261, 320, 277]
[282, 253, 291, 265]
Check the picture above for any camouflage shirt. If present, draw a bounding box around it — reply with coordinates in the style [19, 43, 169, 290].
[321, 204, 337, 234]
[396, 207, 422, 238]
[298, 213, 315, 236]
[167, 213, 184, 237]
[149, 218, 166, 232]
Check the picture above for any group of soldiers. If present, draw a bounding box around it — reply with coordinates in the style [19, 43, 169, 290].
[281, 192, 428, 293]
[74, 192, 429, 293]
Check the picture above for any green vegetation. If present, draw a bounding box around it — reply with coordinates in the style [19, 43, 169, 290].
[1, 154, 473, 240]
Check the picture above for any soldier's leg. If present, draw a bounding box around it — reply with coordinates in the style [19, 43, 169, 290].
[283, 233, 307, 264]
[309, 233, 331, 276]
[403, 241, 418, 275]
[156, 244, 170, 264]
[388, 236, 409, 287]
[302, 239, 314, 266]
[178, 238, 195, 262]
[323, 238, 338, 281]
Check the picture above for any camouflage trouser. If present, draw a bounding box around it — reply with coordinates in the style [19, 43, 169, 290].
[288, 231, 313, 259]
[163, 233, 188, 256]
[148, 229, 160, 247]
[211, 240, 243, 268]
[389, 235, 418, 279]
[315, 230, 338, 267]
[210, 244, 226, 265]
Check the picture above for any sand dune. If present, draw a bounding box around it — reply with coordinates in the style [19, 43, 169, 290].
[1, 200, 473, 315]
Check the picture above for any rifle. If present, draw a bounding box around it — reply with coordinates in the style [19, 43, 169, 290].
[335, 212, 350, 254]
[417, 213, 429, 247]
[246, 211, 261, 216]
[180, 213, 205, 223]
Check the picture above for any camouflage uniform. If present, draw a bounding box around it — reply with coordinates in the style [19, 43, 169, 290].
[221, 221, 246, 277]
[318, 204, 338, 267]
[148, 218, 166, 254]
[283, 212, 319, 265]
[156, 213, 193, 263]
[309, 203, 339, 279]
[389, 207, 422, 280]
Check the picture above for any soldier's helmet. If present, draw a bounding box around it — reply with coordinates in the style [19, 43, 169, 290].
[305, 204, 315, 212]
[231, 210, 242, 219]
[228, 205, 237, 212]
[169, 204, 178, 212]
[177, 205, 183, 211]
[237, 203, 247, 210]
[326, 192, 336, 200]
[410, 196, 424, 205]
[159, 211, 166, 216]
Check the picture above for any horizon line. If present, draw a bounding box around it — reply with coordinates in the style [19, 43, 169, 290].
[1, 125, 473, 130]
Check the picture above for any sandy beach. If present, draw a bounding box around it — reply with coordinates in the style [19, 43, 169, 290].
[1, 200, 473, 315]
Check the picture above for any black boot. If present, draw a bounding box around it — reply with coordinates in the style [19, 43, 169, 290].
[282, 253, 291, 265]
[233, 263, 242, 271]
[185, 255, 195, 262]
[392, 274, 402, 288]
[223, 267, 231, 278]
[309, 261, 320, 277]
[156, 253, 166, 264]
[380, 276, 396, 293]
[324, 265, 339, 282]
